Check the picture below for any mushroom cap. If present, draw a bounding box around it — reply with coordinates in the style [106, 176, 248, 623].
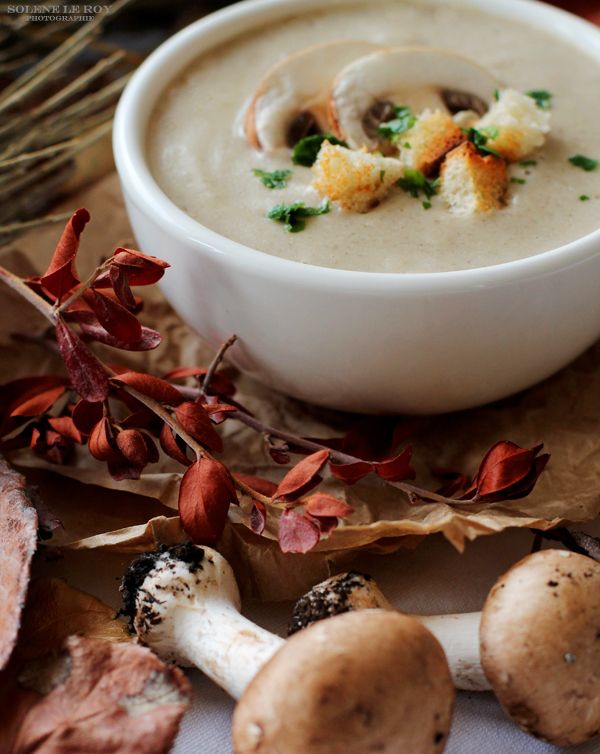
[233, 610, 454, 754]
[288, 571, 390, 634]
[244, 40, 381, 151]
[329, 46, 499, 149]
[480, 549, 600, 746]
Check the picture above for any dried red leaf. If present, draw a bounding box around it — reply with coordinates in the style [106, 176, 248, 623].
[81, 324, 162, 351]
[434, 469, 469, 498]
[269, 444, 291, 465]
[159, 424, 192, 467]
[88, 418, 119, 463]
[82, 289, 142, 343]
[234, 473, 278, 498]
[273, 449, 329, 502]
[55, 318, 109, 402]
[202, 399, 237, 425]
[142, 433, 160, 464]
[30, 425, 73, 464]
[312, 515, 339, 535]
[39, 208, 89, 301]
[175, 401, 223, 452]
[164, 366, 236, 397]
[178, 458, 237, 544]
[338, 417, 420, 462]
[47, 416, 83, 444]
[278, 509, 320, 553]
[329, 459, 372, 485]
[0, 459, 37, 669]
[1, 376, 68, 412]
[1, 377, 69, 437]
[463, 441, 550, 502]
[115, 429, 149, 469]
[249, 501, 267, 535]
[373, 446, 416, 482]
[108, 263, 137, 310]
[9, 385, 66, 418]
[2, 635, 190, 754]
[305, 492, 354, 518]
[103, 248, 170, 286]
[120, 409, 159, 432]
[113, 372, 183, 406]
[71, 400, 103, 434]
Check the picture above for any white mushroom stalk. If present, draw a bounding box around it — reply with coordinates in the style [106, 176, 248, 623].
[120, 543, 283, 699]
[289, 571, 487, 691]
[121, 543, 455, 754]
[289, 550, 600, 747]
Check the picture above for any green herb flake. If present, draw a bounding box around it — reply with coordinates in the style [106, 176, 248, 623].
[379, 169, 386, 183]
[252, 168, 292, 189]
[291, 134, 348, 167]
[579, 195, 591, 202]
[569, 154, 599, 172]
[422, 200, 432, 210]
[397, 168, 439, 200]
[494, 88, 501, 102]
[510, 177, 527, 185]
[267, 200, 331, 233]
[403, 142, 411, 149]
[465, 127, 502, 158]
[377, 105, 417, 144]
[519, 159, 537, 167]
[527, 90, 553, 110]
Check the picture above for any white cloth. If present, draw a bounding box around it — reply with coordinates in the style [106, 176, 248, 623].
[172, 523, 600, 754]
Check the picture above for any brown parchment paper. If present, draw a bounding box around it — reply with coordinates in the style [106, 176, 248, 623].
[2, 172, 600, 599]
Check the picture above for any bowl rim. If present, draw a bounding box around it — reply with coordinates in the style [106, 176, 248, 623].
[113, 0, 600, 293]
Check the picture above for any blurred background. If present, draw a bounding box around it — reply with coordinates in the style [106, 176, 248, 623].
[0, 0, 598, 239]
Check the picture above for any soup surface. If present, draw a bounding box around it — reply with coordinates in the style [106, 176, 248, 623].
[148, 0, 600, 273]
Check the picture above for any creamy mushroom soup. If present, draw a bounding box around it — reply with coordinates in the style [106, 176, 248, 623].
[148, 1, 600, 273]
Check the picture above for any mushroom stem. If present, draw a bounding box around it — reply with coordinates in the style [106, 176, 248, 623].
[414, 612, 487, 691]
[119, 543, 283, 699]
[288, 571, 489, 691]
[170, 598, 283, 699]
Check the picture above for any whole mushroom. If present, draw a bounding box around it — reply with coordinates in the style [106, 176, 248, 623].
[121, 543, 454, 754]
[288, 549, 600, 747]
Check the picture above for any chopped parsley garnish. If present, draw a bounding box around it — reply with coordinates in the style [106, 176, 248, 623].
[267, 200, 330, 232]
[422, 200, 432, 210]
[252, 168, 292, 189]
[510, 177, 526, 185]
[397, 168, 438, 199]
[527, 90, 553, 110]
[580, 195, 591, 202]
[291, 134, 347, 167]
[494, 88, 501, 102]
[379, 169, 386, 183]
[377, 106, 417, 144]
[519, 159, 537, 167]
[569, 154, 598, 172]
[465, 127, 501, 158]
[403, 142, 411, 149]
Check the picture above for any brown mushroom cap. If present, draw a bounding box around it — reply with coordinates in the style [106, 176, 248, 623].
[232, 610, 454, 754]
[480, 549, 600, 746]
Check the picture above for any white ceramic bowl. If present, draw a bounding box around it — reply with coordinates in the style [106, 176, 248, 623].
[113, 0, 600, 414]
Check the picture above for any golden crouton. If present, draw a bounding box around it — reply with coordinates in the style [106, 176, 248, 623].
[311, 141, 403, 213]
[400, 110, 465, 176]
[477, 89, 551, 162]
[440, 142, 508, 216]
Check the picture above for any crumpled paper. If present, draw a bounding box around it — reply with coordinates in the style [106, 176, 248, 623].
[2, 173, 600, 599]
